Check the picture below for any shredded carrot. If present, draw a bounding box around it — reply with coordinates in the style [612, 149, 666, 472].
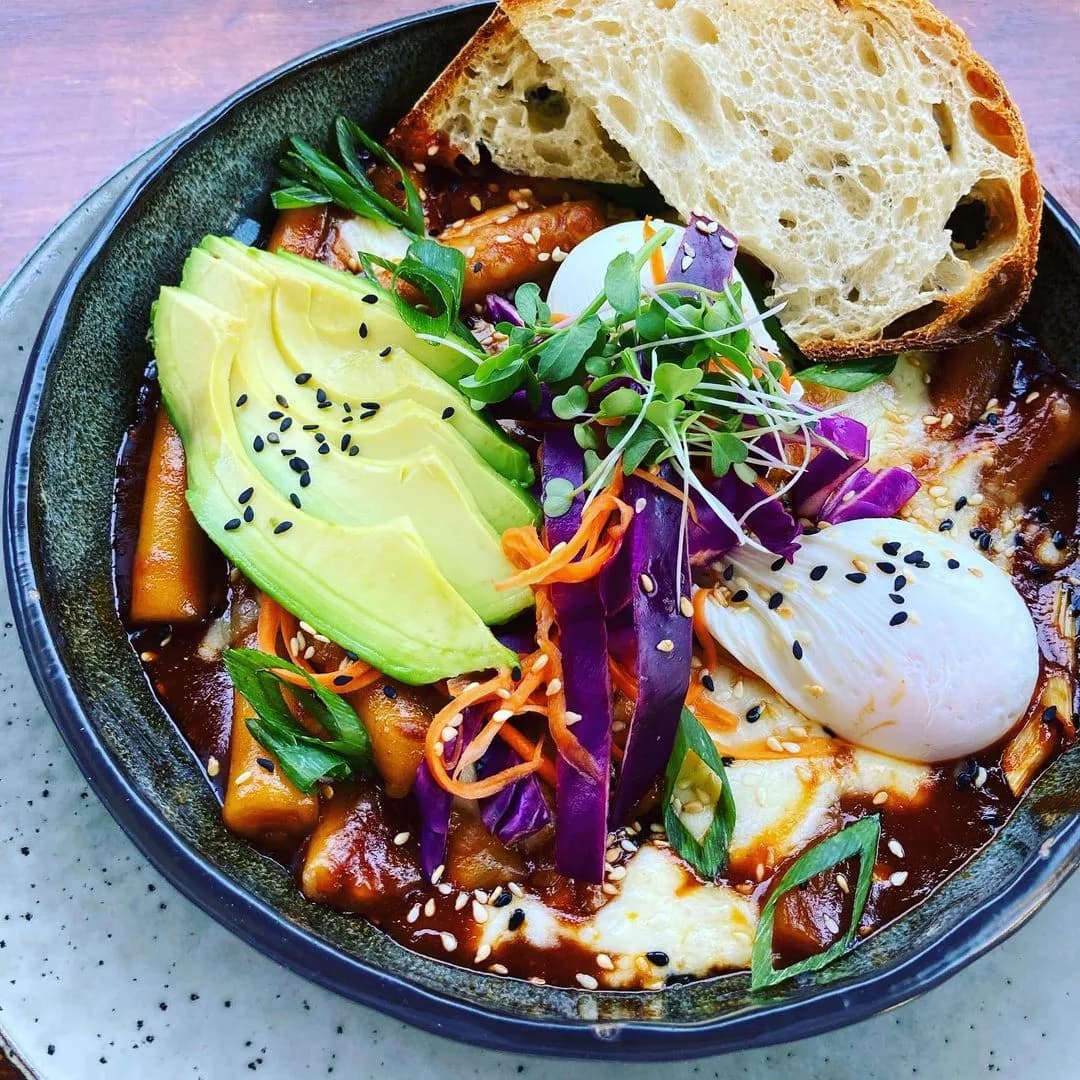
[498, 482, 632, 590]
[498, 726, 559, 787]
[644, 216, 667, 286]
[685, 681, 740, 731]
[691, 589, 720, 677]
[631, 468, 699, 524]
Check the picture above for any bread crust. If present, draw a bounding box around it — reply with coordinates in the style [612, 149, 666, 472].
[500, 0, 1042, 359]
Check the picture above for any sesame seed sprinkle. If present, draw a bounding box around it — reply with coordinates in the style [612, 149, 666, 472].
[810, 565, 828, 581]
[274, 521, 293, 535]
[238, 487, 254, 504]
[639, 573, 656, 595]
[575, 973, 599, 990]
[235, 393, 248, 407]
[792, 640, 804, 660]
[889, 611, 908, 627]
[888, 838, 906, 859]
[889, 870, 909, 887]
[294, 372, 312, 384]
[768, 592, 783, 610]
[224, 518, 242, 531]
[846, 572, 866, 584]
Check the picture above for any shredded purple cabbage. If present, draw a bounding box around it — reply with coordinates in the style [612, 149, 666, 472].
[819, 465, 921, 524]
[665, 213, 738, 292]
[689, 473, 803, 564]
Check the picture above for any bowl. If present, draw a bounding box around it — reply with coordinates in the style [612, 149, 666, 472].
[6, 1, 1080, 1059]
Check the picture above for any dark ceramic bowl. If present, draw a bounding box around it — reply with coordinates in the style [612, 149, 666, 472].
[5, 1, 1080, 1060]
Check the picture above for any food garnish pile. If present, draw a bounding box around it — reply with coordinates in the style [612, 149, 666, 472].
[119, 117, 1077, 992]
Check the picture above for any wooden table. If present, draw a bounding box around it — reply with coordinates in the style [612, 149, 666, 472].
[0, 0, 1077, 284]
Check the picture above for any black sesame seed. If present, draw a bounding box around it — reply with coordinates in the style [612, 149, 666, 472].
[954, 496, 968, 511]
[846, 572, 867, 584]
[243, 506, 254, 523]
[1034, 507, 1049, 524]
[1053, 530, 1067, 550]
[978, 533, 992, 551]
[1042, 705, 1058, 724]
[281, 448, 295, 457]
[295, 372, 312, 385]
[916, 559, 930, 568]
[493, 892, 513, 908]
[360, 402, 380, 411]
[343, 402, 352, 414]
[1031, 565, 1047, 577]
[316, 388, 328, 404]
[889, 593, 904, 605]
[299, 472, 311, 488]
[508, 909, 526, 931]
[701, 673, 715, 693]
[809, 565, 828, 581]
[1042, 488, 1053, 503]
[333, 675, 352, 687]
[289, 458, 309, 474]
[224, 518, 242, 531]
[360, 409, 379, 420]
[731, 589, 749, 603]
[274, 521, 293, 535]
[442, 406, 455, 420]
[266, 431, 280, 444]
[472, 262, 483, 274]
[341, 434, 352, 452]
[382, 685, 397, 699]
[511, 665, 522, 681]
[318, 444, 330, 455]
[318, 400, 332, 410]
[280, 417, 293, 432]
[939, 519, 954, 532]
[303, 423, 319, 431]
[314, 432, 326, 444]
[238, 487, 254, 504]
[876, 561, 896, 574]
[792, 640, 804, 660]
[904, 551, 924, 564]
[362, 293, 378, 304]
[947, 558, 960, 569]
[955, 760, 977, 788]
[252, 435, 264, 452]
[970, 527, 986, 541]
[746, 704, 762, 723]
[770, 557, 786, 573]
[235, 393, 248, 407]
[822, 725, 837, 738]
[289, 493, 302, 509]
[358, 323, 368, 338]
[889, 611, 908, 627]
[722, 564, 734, 581]
[342, 415, 355, 424]
[645, 951, 670, 966]
[349, 446, 360, 457]
[268, 410, 284, 421]
[882, 541, 901, 556]
[256, 757, 275, 773]
[894, 575, 906, 591]
[666, 974, 696, 987]
[379, 346, 392, 357]
[275, 394, 289, 408]
[768, 592, 783, 610]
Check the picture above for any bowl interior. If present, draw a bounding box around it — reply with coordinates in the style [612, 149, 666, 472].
[8, 2, 1080, 1059]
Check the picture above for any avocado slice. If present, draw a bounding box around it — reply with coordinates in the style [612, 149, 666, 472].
[202, 235, 474, 384]
[181, 250, 536, 534]
[153, 286, 517, 682]
[188, 239, 534, 486]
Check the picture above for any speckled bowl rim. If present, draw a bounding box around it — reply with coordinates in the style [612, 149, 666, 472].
[5, 2, 1080, 1060]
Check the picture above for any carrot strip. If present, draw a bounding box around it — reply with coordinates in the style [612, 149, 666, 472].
[685, 681, 740, 731]
[497, 726, 559, 788]
[643, 216, 667, 286]
[692, 589, 720, 676]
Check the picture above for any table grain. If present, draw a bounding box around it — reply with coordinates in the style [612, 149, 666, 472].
[0, 0, 1077, 284]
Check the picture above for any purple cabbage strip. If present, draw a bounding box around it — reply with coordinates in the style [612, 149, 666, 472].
[494, 611, 539, 655]
[665, 213, 738, 292]
[484, 293, 524, 327]
[605, 468, 693, 827]
[688, 472, 803, 565]
[542, 428, 614, 883]
[789, 415, 869, 519]
[478, 738, 553, 847]
[819, 466, 921, 525]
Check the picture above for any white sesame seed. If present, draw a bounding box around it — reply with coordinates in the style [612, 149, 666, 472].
[496, 688, 512, 700]
[823, 914, 840, 936]
[782, 741, 801, 754]
[474, 943, 492, 963]
[656, 639, 675, 653]
[509, 882, 525, 898]
[473, 889, 489, 904]
[873, 790, 889, 805]
[620, 838, 637, 853]
[140, 650, 156, 662]
[414, 161, 426, 173]
[433, 741, 444, 756]
[941, 412, 955, 430]
[494, 233, 513, 244]
[597, 953, 615, 971]
[766, 736, 784, 753]
[679, 596, 694, 618]
[454, 891, 469, 911]
[393, 831, 411, 846]
[469, 195, 482, 212]
[234, 770, 252, 786]
[601, 882, 619, 896]
[575, 972, 599, 990]
[970, 492, 985, 506]
[888, 838, 906, 859]
[545, 678, 563, 696]
[1025, 391, 1041, 404]
[564, 710, 583, 726]
[472, 900, 489, 924]
[552, 247, 567, 263]
[922, 415, 940, 427]
[430, 864, 445, 886]
[836, 872, 850, 894]
[889, 870, 909, 887]
[424, 898, 436, 917]
[532, 654, 550, 673]
[789, 725, 809, 739]
[755, 862, 766, 882]
[440, 931, 458, 953]
[321, 784, 334, 800]
[607, 865, 627, 881]
[640, 573, 656, 594]
[528, 976, 547, 985]
[440, 725, 458, 743]
[303, 645, 315, 660]
[488, 886, 503, 904]
[406, 903, 421, 924]
[522, 233, 537, 246]
[207, 756, 220, 778]
[974, 766, 988, 789]
[634, 497, 647, 513]
[538, 251, 551, 262]
[489, 963, 509, 975]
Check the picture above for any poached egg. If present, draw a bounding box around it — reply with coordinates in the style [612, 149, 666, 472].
[703, 517, 1040, 762]
[545, 219, 780, 353]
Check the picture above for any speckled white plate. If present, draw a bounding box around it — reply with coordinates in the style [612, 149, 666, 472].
[2, 97, 1079, 1080]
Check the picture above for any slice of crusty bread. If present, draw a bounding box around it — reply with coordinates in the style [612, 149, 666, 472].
[498, 0, 1040, 357]
[385, 8, 641, 187]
